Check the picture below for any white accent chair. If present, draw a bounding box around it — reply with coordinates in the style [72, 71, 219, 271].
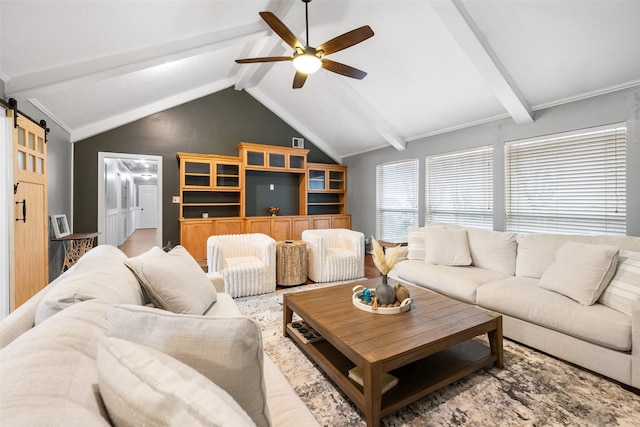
[301, 228, 365, 283]
[206, 233, 276, 298]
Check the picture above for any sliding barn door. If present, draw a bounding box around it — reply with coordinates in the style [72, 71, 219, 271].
[8, 110, 48, 311]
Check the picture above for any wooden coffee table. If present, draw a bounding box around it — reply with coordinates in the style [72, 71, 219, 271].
[283, 279, 503, 427]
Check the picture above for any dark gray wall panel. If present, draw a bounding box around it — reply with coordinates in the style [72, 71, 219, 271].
[73, 87, 335, 247]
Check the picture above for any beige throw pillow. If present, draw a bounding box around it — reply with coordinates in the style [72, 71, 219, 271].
[406, 227, 426, 260]
[97, 337, 256, 427]
[598, 250, 640, 315]
[424, 228, 472, 266]
[125, 245, 216, 314]
[107, 304, 270, 427]
[538, 242, 619, 305]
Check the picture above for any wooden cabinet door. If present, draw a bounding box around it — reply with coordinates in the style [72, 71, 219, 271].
[292, 217, 312, 240]
[180, 221, 215, 260]
[10, 111, 48, 311]
[331, 215, 351, 229]
[213, 218, 244, 235]
[271, 218, 291, 241]
[313, 216, 331, 229]
[245, 218, 270, 235]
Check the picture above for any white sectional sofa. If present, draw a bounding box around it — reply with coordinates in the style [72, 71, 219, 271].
[390, 224, 640, 388]
[0, 245, 319, 426]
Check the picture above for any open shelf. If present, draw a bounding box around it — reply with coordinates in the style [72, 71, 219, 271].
[288, 324, 496, 418]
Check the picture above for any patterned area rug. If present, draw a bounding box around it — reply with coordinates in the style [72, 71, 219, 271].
[235, 280, 640, 426]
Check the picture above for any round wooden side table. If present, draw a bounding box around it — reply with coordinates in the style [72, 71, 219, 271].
[276, 240, 308, 286]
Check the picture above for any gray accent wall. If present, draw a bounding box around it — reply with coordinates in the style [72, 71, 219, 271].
[73, 87, 335, 248]
[344, 86, 640, 239]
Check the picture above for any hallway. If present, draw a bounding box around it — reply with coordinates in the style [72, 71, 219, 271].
[118, 228, 157, 257]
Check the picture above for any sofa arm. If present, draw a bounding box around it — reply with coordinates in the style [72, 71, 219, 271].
[206, 272, 225, 293]
[206, 236, 225, 273]
[632, 300, 640, 388]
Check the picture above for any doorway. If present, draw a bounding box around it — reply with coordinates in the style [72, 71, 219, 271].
[97, 152, 162, 248]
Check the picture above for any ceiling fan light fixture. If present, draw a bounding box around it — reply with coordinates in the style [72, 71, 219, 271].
[292, 52, 322, 74]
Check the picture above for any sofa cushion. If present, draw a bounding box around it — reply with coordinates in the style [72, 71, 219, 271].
[107, 304, 270, 427]
[465, 227, 517, 276]
[394, 259, 509, 303]
[0, 300, 112, 425]
[424, 228, 472, 266]
[539, 242, 618, 305]
[35, 245, 143, 324]
[125, 245, 217, 315]
[477, 277, 631, 351]
[599, 250, 640, 315]
[97, 337, 255, 427]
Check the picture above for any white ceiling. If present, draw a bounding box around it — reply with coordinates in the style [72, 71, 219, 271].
[2, 0, 640, 162]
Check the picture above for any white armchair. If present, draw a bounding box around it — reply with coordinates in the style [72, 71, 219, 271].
[302, 228, 365, 283]
[207, 233, 276, 298]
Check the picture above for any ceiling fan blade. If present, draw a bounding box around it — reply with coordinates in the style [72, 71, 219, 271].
[322, 59, 367, 80]
[293, 71, 308, 89]
[235, 56, 292, 64]
[316, 25, 374, 56]
[259, 11, 303, 50]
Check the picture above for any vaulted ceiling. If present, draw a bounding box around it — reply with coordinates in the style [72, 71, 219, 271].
[2, 1, 639, 162]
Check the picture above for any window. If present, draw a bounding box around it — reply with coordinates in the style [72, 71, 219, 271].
[425, 146, 493, 229]
[505, 124, 626, 235]
[376, 159, 419, 240]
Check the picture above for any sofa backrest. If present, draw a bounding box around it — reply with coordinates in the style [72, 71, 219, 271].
[516, 233, 640, 278]
[406, 224, 518, 275]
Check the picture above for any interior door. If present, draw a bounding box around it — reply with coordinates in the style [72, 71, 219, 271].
[10, 110, 48, 311]
[138, 185, 157, 228]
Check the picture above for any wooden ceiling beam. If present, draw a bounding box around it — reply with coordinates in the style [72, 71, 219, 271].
[430, 0, 534, 124]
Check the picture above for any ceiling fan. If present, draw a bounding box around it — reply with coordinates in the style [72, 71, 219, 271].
[235, 0, 374, 89]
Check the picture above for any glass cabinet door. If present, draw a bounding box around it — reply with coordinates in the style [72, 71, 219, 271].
[268, 152, 286, 168]
[246, 150, 265, 167]
[329, 170, 344, 190]
[308, 169, 326, 190]
[214, 162, 240, 189]
[289, 154, 305, 170]
[184, 160, 212, 188]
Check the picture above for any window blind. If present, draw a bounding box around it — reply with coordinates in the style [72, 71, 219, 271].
[376, 159, 419, 240]
[505, 124, 626, 235]
[425, 146, 493, 229]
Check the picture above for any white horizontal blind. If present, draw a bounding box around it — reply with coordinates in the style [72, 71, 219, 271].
[376, 159, 419, 240]
[505, 124, 626, 235]
[425, 146, 493, 229]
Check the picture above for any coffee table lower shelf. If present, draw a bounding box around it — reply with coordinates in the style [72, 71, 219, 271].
[287, 331, 497, 418]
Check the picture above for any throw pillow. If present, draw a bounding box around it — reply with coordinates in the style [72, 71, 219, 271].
[35, 245, 143, 324]
[598, 250, 640, 315]
[406, 227, 425, 260]
[538, 242, 619, 305]
[107, 304, 270, 427]
[97, 337, 255, 427]
[125, 245, 216, 314]
[424, 228, 472, 266]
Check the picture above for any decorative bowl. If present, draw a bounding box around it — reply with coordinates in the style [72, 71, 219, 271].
[268, 206, 280, 216]
[351, 285, 411, 315]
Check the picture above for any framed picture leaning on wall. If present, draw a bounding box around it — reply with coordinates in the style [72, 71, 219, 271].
[51, 214, 70, 238]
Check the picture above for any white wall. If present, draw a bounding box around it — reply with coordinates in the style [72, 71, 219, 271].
[0, 108, 11, 318]
[344, 86, 640, 239]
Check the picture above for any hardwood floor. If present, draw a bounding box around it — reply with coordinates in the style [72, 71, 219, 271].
[118, 229, 156, 257]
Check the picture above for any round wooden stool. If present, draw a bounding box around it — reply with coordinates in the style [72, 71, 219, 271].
[276, 241, 308, 286]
